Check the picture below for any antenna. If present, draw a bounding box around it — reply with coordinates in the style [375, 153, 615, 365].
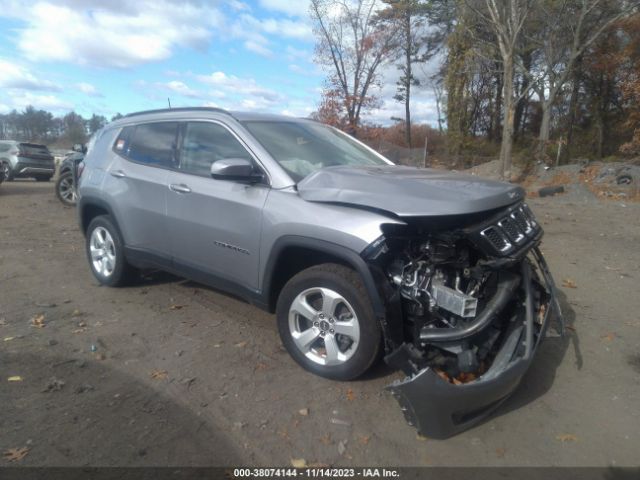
[167, 98, 172, 109]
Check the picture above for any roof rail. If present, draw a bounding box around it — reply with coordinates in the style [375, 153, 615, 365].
[123, 107, 233, 119]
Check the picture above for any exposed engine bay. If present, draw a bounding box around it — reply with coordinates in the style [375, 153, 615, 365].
[364, 202, 564, 438]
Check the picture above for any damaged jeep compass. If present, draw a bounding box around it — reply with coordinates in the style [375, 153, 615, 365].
[78, 108, 564, 438]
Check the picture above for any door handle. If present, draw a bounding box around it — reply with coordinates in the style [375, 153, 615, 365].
[110, 170, 126, 178]
[169, 183, 191, 194]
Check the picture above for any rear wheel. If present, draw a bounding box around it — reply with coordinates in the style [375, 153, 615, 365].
[276, 263, 381, 381]
[85, 215, 137, 287]
[55, 171, 76, 206]
[2, 162, 13, 181]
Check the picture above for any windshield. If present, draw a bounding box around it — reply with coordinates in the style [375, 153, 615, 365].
[242, 121, 390, 182]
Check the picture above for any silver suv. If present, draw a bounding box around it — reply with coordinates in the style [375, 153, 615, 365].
[78, 107, 563, 438]
[0, 141, 55, 181]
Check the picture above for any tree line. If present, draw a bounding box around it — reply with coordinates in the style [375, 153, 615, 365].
[310, 0, 640, 178]
[0, 107, 124, 147]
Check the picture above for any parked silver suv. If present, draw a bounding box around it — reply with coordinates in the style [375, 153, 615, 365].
[78, 107, 563, 438]
[0, 141, 55, 181]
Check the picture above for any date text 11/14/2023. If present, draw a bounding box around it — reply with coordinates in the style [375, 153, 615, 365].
[232, 468, 400, 478]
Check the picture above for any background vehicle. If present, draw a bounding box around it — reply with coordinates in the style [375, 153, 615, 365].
[78, 107, 563, 438]
[0, 141, 55, 181]
[55, 144, 85, 206]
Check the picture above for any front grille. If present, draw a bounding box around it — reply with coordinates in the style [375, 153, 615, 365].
[480, 226, 512, 252]
[477, 204, 541, 256]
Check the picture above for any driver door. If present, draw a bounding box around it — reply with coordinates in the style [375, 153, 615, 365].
[166, 121, 269, 291]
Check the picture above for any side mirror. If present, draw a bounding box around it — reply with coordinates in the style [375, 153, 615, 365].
[73, 143, 86, 153]
[210, 158, 263, 183]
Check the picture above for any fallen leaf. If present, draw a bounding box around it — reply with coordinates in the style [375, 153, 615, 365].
[290, 458, 307, 468]
[71, 309, 83, 317]
[234, 341, 248, 348]
[4, 337, 15, 342]
[601, 333, 616, 342]
[434, 368, 451, 383]
[496, 448, 506, 458]
[298, 408, 309, 416]
[346, 388, 355, 401]
[254, 362, 269, 371]
[562, 278, 577, 289]
[3, 447, 29, 462]
[359, 435, 371, 445]
[42, 377, 65, 393]
[8, 376, 23, 382]
[150, 370, 168, 380]
[31, 314, 46, 328]
[338, 440, 347, 455]
[169, 304, 186, 310]
[556, 434, 578, 442]
[416, 434, 428, 442]
[320, 434, 331, 445]
[71, 328, 86, 334]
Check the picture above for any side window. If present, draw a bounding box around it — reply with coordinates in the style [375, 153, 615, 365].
[113, 126, 134, 155]
[121, 122, 178, 167]
[179, 122, 253, 177]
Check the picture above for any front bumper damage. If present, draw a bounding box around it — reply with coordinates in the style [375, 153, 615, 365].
[385, 247, 565, 439]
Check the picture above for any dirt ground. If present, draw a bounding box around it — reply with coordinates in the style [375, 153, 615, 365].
[1, 179, 639, 467]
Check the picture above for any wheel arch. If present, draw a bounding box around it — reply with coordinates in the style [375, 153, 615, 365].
[78, 196, 120, 237]
[262, 236, 385, 319]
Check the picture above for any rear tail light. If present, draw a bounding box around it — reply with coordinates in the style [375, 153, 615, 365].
[77, 161, 86, 179]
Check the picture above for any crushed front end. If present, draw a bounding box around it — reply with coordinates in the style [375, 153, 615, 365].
[364, 202, 564, 439]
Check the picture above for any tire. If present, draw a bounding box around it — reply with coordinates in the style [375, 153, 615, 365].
[276, 263, 381, 381]
[35, 175, 52, 182]
[85, 215, 137, 287]
[55, 171, 76, 206]
[2, 162, 13, 181]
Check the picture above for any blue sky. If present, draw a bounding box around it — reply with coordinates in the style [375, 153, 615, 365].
[0, 0, 438, 125]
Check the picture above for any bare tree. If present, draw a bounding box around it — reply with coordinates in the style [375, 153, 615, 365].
[526, 0, 639, 160]
[377, 0, 433, 147]
[476, 0, 532, 179]
[311, 0, 399, 129]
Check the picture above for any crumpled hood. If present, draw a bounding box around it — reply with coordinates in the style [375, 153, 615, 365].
[297, 165, 525, 217]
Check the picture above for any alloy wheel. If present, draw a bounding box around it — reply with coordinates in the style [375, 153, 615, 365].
[288, 287, 360, 366]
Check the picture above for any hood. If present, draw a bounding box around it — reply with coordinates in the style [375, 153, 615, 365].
[297, 165, 524, 217]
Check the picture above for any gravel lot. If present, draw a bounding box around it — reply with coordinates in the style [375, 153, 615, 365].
[1, 179, 639, 467]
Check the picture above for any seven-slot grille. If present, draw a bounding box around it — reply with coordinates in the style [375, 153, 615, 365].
[479, 204, 539, 254]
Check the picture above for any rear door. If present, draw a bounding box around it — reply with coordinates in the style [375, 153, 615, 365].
[166, 120, 269, 290]
[105, 122, 178, 261]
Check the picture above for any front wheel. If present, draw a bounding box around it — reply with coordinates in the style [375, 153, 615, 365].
[85, 215, 136, 287]
[55, 171, 76, 206]
[276, 263, 381, 381]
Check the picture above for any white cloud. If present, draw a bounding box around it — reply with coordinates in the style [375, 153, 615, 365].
[244, 40, 273, 57]
[163, 80, 201, 98]
[239, 13, 313, 42]
[4, 1, 223, 68]
[258, 0, 310, 18]
[196, 71, 283, 105]
[0, 91, 73, 114]
[0, 59, 60, 91]
[76, 82, 102, 97]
